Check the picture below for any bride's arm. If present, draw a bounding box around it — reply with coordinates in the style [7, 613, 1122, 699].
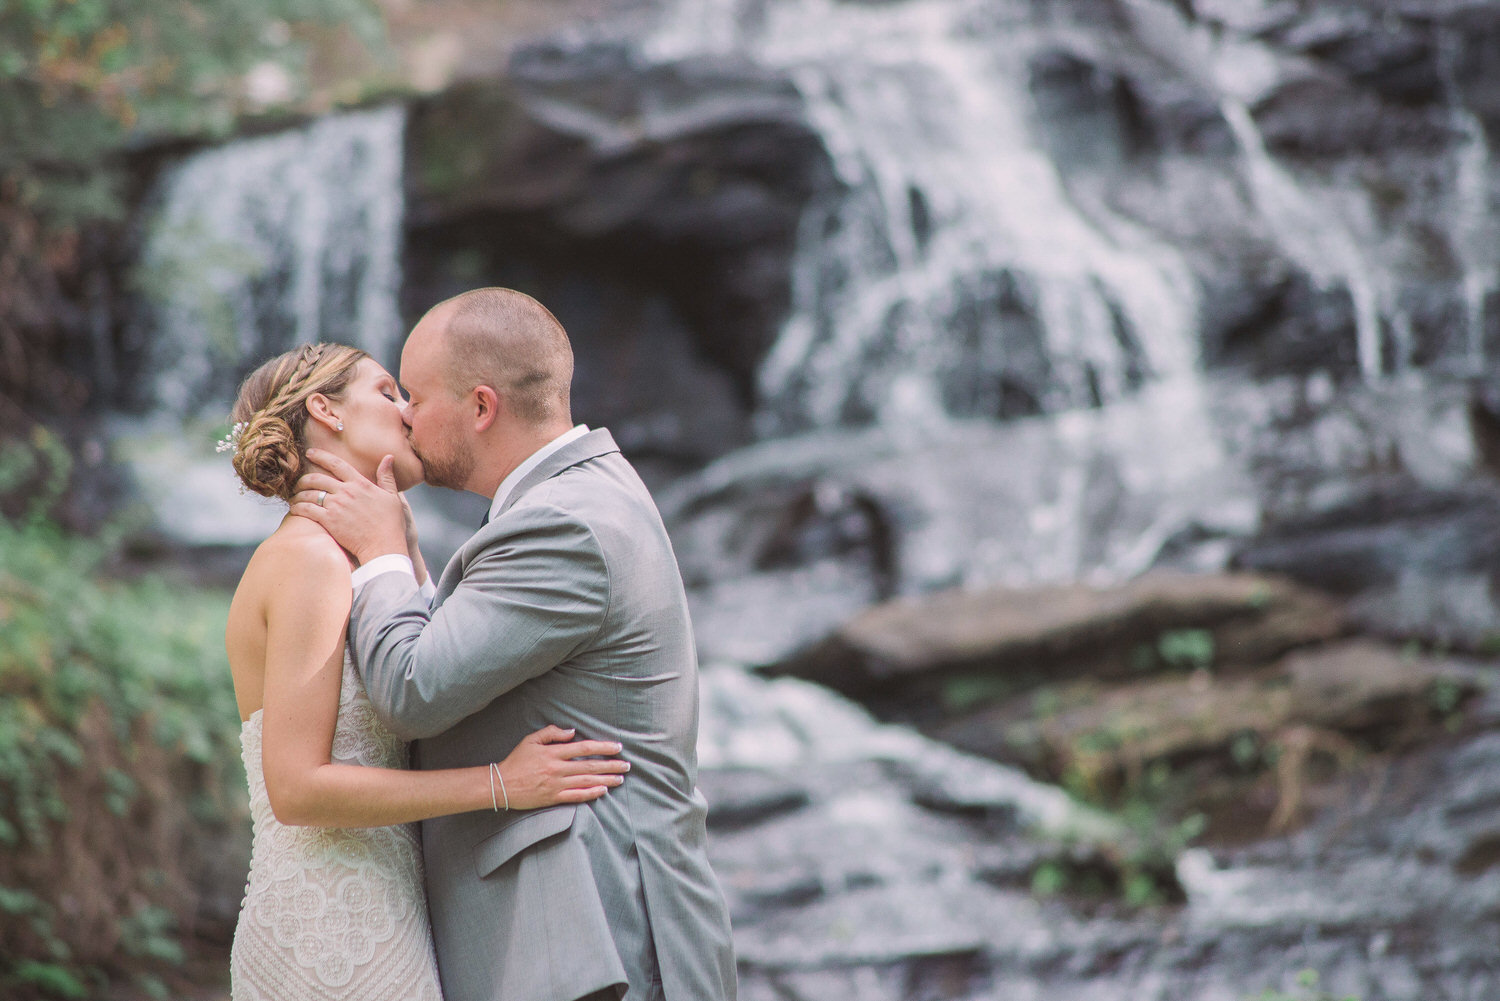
[259, 531, 625, 828]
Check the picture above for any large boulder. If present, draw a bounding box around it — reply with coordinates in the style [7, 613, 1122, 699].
[940, 639, 1476, 805]
[766, 571, 1345, 705]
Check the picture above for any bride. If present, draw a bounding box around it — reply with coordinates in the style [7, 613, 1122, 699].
[220, 342, 628, 1000]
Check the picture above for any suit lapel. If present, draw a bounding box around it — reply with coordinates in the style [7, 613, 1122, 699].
[432, 428, 622, 606]
[496, 427, 620, 519]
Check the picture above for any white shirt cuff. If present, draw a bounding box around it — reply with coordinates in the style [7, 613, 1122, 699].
[350, 553, 416, 593]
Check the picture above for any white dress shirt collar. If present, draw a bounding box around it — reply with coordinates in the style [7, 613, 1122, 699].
[486, 424, 589, 523]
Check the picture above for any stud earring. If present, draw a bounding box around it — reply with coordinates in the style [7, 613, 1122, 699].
[336, 421, 344, 432]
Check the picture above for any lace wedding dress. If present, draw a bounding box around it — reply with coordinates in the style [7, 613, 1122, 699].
[231, 650, 444, 1001]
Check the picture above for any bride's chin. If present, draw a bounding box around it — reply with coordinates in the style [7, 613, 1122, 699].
[393, 462, 424, 492]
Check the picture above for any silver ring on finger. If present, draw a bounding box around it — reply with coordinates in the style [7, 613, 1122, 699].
[317, 490, 328, 508]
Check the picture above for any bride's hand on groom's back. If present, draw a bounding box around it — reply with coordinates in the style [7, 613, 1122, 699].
[498, 725, 629, 810]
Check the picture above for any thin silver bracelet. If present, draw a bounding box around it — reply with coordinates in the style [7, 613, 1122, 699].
[489, 762, 509, 811]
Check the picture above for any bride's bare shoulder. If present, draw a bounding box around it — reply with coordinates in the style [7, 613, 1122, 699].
[251, 518, 352, 581]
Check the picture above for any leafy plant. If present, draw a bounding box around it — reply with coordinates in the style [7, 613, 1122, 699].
[1157, 628, 1214, 672]
[1248, 968, 1360, 1001]
[1041, 758, 1202, 907]
[940, 672, 1015, 713]
[0, 0, 387, 426]
[0, 438, 243, 999]
[1, 0, 385, 225]
[1128, 627, 1215, 674]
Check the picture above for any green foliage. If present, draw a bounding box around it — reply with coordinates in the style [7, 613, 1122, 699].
[1030, 859, 1069, 896]
[0, 424, 73, 522]
[1, 0, 386, 226]
[1129, 627, 1215, 673]
[1157, 628, 1215, 672]
[0, 0, 388, 425]
[1046, 756, 1204, 908]
[1247, 968, 1360, 1001]
[7, 962, 88, 1001]
[1110, 761, 1204, 906]
[940, 671, 1015, 712]
[1428, 676, 1465, 717]
[0, 437, 241, 999]
[1230, 730, 1263, 770]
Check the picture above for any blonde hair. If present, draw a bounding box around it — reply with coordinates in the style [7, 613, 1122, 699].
[228, 343, 368, 500]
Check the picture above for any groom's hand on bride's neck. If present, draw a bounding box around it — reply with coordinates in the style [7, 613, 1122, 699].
[290, 450, 407, 566]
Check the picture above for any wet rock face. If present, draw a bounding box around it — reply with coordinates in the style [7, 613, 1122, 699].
[390, 0, 1500, 443]
[698, 660, 1500, 1000]
[944, 639, 1476, 827]
[749, 564, 1478, 837]
[402, 42, 835, 468]
[1230, 483, 1500, 649]
[661, 388, 1264, 666]
[116, 0, 1500, 555]
[1020, 0, 1500, 389]
[1197, 269, 1365, 377]
[1232, 486, 1500, 593]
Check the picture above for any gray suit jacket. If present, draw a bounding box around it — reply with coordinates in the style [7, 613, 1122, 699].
[348, 429, 736, 1001]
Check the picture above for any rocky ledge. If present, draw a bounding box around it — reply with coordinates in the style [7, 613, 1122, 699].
[699, 649, 1500, 1000]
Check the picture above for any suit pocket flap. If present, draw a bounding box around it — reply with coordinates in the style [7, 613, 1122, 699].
[472, 805, 577, 878]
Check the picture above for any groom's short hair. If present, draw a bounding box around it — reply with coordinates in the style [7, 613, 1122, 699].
[439, 288, 573, 426]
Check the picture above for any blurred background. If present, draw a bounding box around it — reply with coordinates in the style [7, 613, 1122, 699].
[6, 0, 1500, 998]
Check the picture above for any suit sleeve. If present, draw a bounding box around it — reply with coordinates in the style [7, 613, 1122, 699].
[348, 503, 610, 740]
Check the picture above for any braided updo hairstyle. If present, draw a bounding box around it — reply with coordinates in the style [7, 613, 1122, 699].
[228, 343, 369, 501]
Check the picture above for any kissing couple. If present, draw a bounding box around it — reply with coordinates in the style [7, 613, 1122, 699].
[220, 287, 737, 1001]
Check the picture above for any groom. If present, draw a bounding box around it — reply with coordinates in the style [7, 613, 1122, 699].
[291, 288, 737, 1001]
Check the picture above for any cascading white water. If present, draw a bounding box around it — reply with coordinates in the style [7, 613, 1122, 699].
[647, 0, 1201, 435]
[136, 105, 406, 417]
[1440, 27, 1497, 373]
[648, 0, 1249, 591]
[1124, 0, 1500, 381]
[122, 105, 406, 544]
[1217, 99, 1388, 378]
[1453, 109, 1494, 371]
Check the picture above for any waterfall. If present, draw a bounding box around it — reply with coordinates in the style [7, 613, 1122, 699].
[647, 0, 1200, 435]
[646, 0, 1250, 591]
[135, 105, 407, 418]
[1455, 118, 1493, 371]
[120, 105, 406, 545]
[1218, 100, 1388, 379]
[1121, 0, 1500, 383]
[1121, 0, 1395, 380]
[1440, 28, 1497, 373]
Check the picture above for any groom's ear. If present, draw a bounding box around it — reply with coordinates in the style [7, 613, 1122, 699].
[472, 385, 500, 433]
